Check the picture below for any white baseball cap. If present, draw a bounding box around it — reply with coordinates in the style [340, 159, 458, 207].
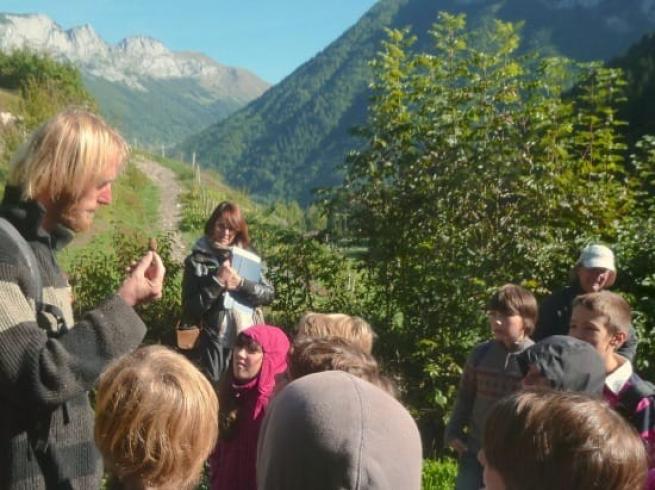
[576, 244, 616, 272]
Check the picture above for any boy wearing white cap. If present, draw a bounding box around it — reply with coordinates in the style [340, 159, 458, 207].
[534, 244, 638, 361]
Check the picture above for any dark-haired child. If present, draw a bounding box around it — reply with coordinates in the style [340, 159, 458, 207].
[444, 284, 537, 490]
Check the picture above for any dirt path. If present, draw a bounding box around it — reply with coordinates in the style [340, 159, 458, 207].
[132, 156, 187, 262]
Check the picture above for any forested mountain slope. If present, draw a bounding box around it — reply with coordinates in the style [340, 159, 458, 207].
[180, 0, 655, 204]
[610, 32, 655, 144]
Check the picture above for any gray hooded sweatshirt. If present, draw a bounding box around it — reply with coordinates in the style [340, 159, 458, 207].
[256, 371, 423, 490]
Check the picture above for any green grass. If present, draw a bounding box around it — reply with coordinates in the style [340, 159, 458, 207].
[422, 458, 458, 490]
[0, 87, 20, 111]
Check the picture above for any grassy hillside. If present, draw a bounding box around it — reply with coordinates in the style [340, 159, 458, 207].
[84, 75, 245, 150]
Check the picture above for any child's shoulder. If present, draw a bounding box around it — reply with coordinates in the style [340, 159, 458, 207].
[467, 340, 498, 365]
[618, 373, 655, 414]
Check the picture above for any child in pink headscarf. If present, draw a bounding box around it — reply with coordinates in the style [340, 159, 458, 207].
[210, 324, 290, 490]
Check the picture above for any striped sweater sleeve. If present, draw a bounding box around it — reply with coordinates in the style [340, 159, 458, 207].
[0, 260, 146, 411]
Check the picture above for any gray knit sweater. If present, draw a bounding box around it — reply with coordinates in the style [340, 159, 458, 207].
[444, 337, 534, 453]
[0, 187, 147, 490]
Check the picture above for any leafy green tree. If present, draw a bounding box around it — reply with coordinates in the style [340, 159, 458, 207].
[0, 49, 97, 169]
[335, 12, 646, 433]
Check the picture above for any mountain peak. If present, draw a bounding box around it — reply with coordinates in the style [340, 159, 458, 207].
[116, 36, 169, 56]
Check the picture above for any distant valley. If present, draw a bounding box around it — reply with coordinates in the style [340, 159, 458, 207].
[0, 13, 270, 147]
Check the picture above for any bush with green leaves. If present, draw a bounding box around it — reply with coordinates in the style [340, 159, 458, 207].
[332, 11, 655, 446]
[247, 213, 374, 332]
[66, 231, 183, 345]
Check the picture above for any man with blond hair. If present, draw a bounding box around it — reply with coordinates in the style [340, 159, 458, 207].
[0, 109, 165, 489]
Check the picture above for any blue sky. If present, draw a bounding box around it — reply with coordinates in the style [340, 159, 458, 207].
[2, 0, 379, 84]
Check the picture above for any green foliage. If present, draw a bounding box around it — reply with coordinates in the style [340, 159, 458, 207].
[0, 49, 97, 171]
[422, 458, 458, 490]
[0, 49, 96, 128]
[248, 214, 374, 330]
[65, 231, 183, 345]
[334, 12, 653, 429]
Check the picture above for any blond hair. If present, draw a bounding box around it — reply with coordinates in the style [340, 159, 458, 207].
[483, 389, 647, 490]
[95, 346, 218, 490]
[573, 290, 632, 336]
[295, 312, 375, 354]
[9, 108, 128, 201]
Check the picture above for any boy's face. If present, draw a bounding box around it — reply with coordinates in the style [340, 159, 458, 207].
[488, 311, 525, 348]
[521, 364, 550, 389]
[568, 305, 621, 357]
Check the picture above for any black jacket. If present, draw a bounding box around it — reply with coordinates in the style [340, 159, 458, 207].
[181, 236, 274, 383]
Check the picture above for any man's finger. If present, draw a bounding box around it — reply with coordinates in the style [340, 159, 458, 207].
[131, 251, 154, 275]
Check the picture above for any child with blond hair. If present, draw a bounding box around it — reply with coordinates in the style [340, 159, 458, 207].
[95, 346, 219, 490]
[295, 312, 375, 353]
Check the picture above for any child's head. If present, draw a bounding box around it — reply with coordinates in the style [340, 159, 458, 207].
[516, 335, 605, 395]
[295, 312, 375, 354]
[569, 290, 631, 357]
[288, 336, 396, 396]
[220, 325, 290, 439]
[95, 346, 218, 490]
[232, 324, 290, 385]
[257, 371, 423, 490]
[487, 284, 538, 347]
[481, 389, 647, 490]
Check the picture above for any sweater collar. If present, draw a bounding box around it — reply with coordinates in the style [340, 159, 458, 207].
[605, 356, 632, 395]
[0, 186, 74, 251]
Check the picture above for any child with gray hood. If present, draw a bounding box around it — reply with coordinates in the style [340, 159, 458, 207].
[256, 370, 423, 490]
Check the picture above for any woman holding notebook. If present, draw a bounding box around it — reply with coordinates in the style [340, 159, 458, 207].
[181, 201, 275, 385]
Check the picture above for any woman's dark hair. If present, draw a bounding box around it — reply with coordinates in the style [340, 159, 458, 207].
[204, 201, 250, 248]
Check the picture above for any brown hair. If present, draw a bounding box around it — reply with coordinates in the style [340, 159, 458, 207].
[95, 346, 218, 490]
[204, 201, 250, 248]
[572, 290, 632, 336]
[487, 284, 538, 336]
[483, 389, 647, 490]
[295, 312, 375, 354]
[289, 336, 396, 396]
[9, 109, 128, 201]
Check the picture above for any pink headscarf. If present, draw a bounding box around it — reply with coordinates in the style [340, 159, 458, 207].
[211, 324, 290, 490]
[240, 324, 290, 418]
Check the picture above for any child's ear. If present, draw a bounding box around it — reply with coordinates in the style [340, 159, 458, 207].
[610, 331, 627, 349]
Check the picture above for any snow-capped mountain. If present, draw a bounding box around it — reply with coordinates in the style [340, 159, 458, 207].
[0, 13, 270, 146]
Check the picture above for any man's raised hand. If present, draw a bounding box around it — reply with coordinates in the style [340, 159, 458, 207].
[118, 251, 166, 306]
